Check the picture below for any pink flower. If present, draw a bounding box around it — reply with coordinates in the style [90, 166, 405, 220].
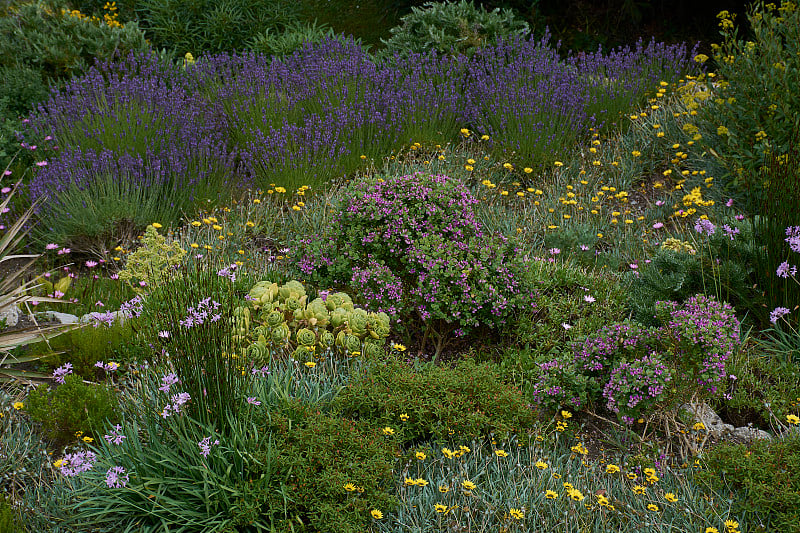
[45, 243, 59, 250]
[652, 222, 664, 229]
[726, 198, 734, 207]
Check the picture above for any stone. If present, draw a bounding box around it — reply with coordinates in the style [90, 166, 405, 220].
[680, 402, 734, 439]
[35, 311, 80, 324]
[0, 305, 20, 328]
[730, 426, 773, 444]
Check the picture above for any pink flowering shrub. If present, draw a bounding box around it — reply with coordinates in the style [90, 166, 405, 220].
[297, 172, 534, 356]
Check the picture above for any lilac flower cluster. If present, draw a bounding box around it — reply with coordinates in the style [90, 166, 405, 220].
[158, 372, 191, 418]
[52, 362, 73, 384]
[603, 354, 673, 422]
[528, 357, 588, 412]
[179, 297, 221, 328]
[105, 466, 129, 488]
[198, 436, 220, 458]
[103, 424, 127, 445]
[94, 361, 119, 372]
[59, 450, 97, 477]
[574, 322, 664, 374]
[119, 295, 144, 319]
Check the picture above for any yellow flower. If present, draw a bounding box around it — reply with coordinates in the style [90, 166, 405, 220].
[571, 443, 588, 455]
[151, 222, 162, 229]
[694, 422, 706, 431]
[435, 503, 448, 513]
[717, 126, 729, 136]
[382, 427, 395, 436]
[694, 54, 709, 63]
[460, 128, 471, 136]
[626, 472, 637, 480]
[467, 158, 476, 165]
[53, 459, 64, 468]
[509, 508, 524, 519]
[524, 167, 533, 174]
[786, 414, 799, 425]
[648, 504, 659, 512]
[83, 436, 93, 443]
[344, 483, 356, 492]
[632, 485, 646, 495]
[706, 528, 720, 533]
[416, 451, 426, 460]
[399, 413, 409, 421]
[370, 509, 383, 520]
[480, 134, 490, 141]
[404, 477, 416, 486]
[438, 485, 449, 493]
[503, 163, 513, 170]
[304, 361, 316, 368]
[392, 343, 407, 352]
[664, 492, 678, 502]
[554, 161, 564, 167]
[535, 461, 548, 470]
[12, 402, 23, 410]
[724, 519, 739, 531]
[464, 165, 474, 171]
[568, 488, 584, 501]
[461, 480, 477, 491]
[495, 450, 509, 457]
[545, 490, 558, 499]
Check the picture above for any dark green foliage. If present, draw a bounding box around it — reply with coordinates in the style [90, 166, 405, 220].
[626, 229, 761, 326]
[333, 356, 536, 445]
[379, 0, 530, 58]
[41, 319, 143, 378]
[248, 21, 353, 58]
[26, 373, 118, 444]
[134, 0, 302, 54]
[696, 433, 800, 533]
[258, 409, 398, 533]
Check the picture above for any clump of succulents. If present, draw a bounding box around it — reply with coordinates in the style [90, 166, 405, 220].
[237, 280, 390, 362]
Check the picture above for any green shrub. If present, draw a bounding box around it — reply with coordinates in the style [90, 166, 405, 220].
[379, 0, 530, 58]
[118, 224, 186, 292]
[695, 433, 800, 533]
[134, 0, 301, 54]
[248, 20, 342, 58]
[0, 494, 23, 533]
[695, 2, 800, 189]
[626, 220, 761, 326]
[334, 356, 536, 445]
[40, 319, 142, 378]
[26, 373, 118, 444]
[258, 409, 399, 533]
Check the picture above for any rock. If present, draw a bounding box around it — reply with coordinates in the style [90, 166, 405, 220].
[730, 426, 772, 443]
[0, 305, 20, 328]
[35, 311, 80, 324]
[680, 402, 734, 439]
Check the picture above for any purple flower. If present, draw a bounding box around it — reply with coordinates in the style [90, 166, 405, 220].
[694, 217, 716, 235]
[59, 451, 97, 477]
[158, 330, 171, 339]
[105, 466, 129, 488]
[52, 363, 73, 384]
[251, 366, 270, 376]
[198, 436, 220, 458]
[103, 424, 127, 445]
[725, 198, 734, 207]
[777, 261, 797, 278]
[652, 222, 664, 229]
[770, 306, 791, 324]
[85, 260, 98, 268]
[159, 373, 179, 393]
[246, 397, 261, 406]
[583, 295, 596, 303]
[722, 224, 740, 240]
[45, 243, 59, 250]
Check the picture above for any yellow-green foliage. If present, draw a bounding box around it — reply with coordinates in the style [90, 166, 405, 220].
[119, 225, 186, 292]
[660, 237, 696, 255]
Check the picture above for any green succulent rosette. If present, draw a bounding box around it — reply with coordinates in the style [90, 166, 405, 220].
[265, 310, 284, 328]
[271, 323, 290, 344]
[343, 334, 362, 354]
[363, 342, 383, 358]
[296, 328, 317, 347]
[319, 330, 335, 349]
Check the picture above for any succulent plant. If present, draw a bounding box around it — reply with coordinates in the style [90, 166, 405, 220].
[240, 280, 390, 361]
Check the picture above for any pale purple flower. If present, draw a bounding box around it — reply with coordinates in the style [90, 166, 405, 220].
[105, 466, 128, 488]
[59, 451, 97, 477]
[735, 214, 745, 221]
[777, 261, 797, 278]
[694, 218, 716, 235]
[725, 198, 734, 207]
[562, 323, 572, 330]
[158, 330, 171, 339]
[579, 244, 590, 251]
[110, 273, 119, 280]
[246, 397, 261, 406]
[217, 264, 237, 281]
[95, 300, 105, 307]
[652, 222, 664, 229]
[35, 161, 47, 167]
[198, 436, 220, 458]
[251, 366, 270, 376]
[159, 373, 179, 393]
[103, 425, 126, 445]
[45, 243, 59, 250]
[722, 224, 740, 240]
[52, 363, 73, 384]
[655, 200, 664, 206]
[583, 295, 596, 303]
[770, 306, 791, 324]
[549, 248, 561, 255]
[85, 260, 98, 268]
[57, 248, 70, 255]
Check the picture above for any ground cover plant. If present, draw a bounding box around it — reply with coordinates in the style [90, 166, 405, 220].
[2, 2, 800, 532]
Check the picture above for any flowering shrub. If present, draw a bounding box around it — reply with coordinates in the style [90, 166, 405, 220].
[118, 224, 186, 292]
[298, 172, 534, 357]
[531, 295, 740, 423]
